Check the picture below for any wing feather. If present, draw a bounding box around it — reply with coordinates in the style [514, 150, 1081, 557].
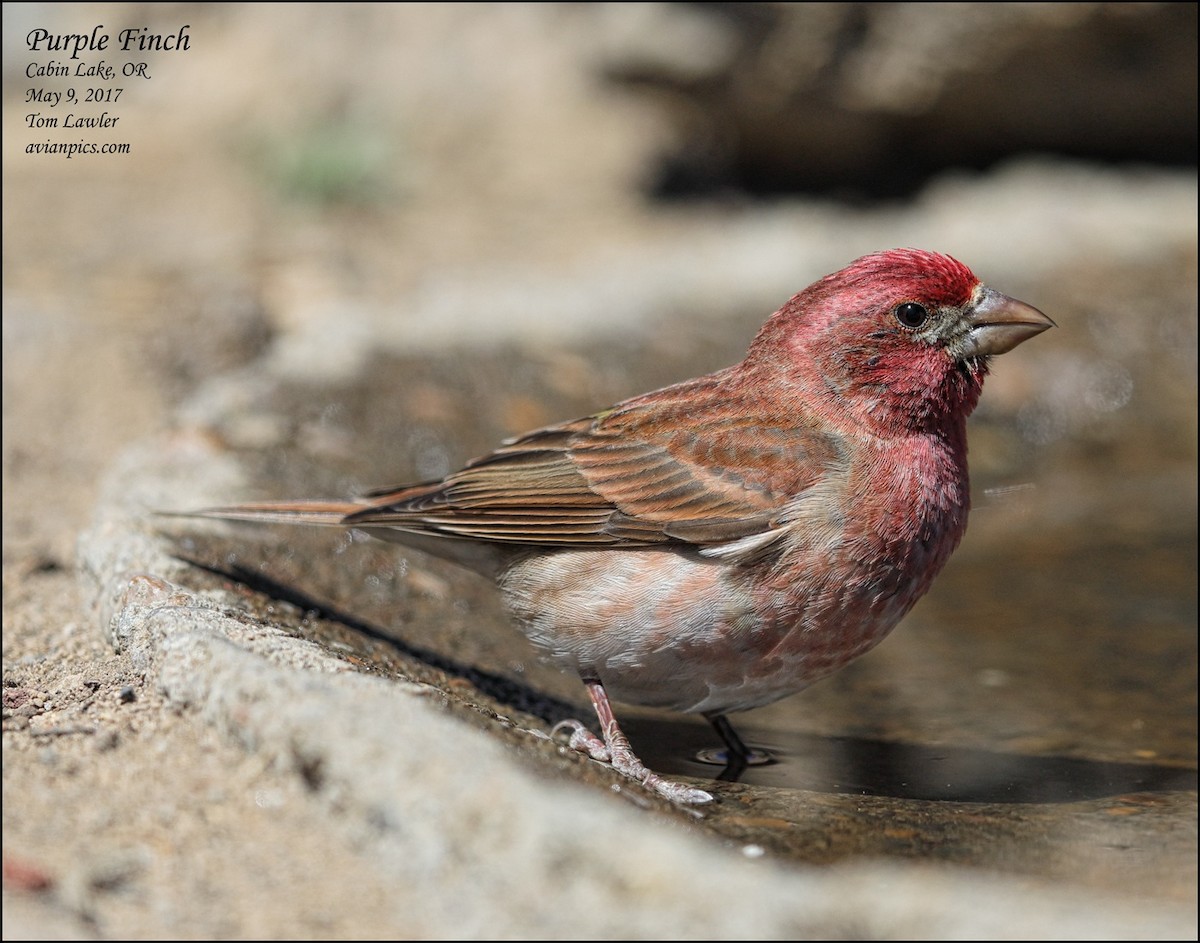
[346, 371, 846, 554]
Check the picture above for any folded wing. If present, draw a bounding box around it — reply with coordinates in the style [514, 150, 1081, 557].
[350, 376, 843, 553]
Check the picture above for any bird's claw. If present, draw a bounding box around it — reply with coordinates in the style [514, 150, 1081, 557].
[551, 718, 713, 804]
[551, 719, 611, 762]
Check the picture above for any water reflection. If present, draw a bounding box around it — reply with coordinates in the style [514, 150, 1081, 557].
[626, 716, 1197, 803]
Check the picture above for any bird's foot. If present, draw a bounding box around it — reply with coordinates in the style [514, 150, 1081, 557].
[604, 738, 714, 805]
[550, 719, 611, 762]
[555, 680, 714, 805]
[553, 718, 713, 804]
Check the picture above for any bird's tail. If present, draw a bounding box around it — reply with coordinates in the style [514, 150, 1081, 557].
[166, 501, 363, 527]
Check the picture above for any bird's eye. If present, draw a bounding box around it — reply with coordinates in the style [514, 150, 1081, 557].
[895, 302, 929, 329]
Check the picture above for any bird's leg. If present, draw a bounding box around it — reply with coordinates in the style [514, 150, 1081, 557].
[705, 712, 775, 778]
[707, 713, 752, 762]
[554, 678, 713, 804]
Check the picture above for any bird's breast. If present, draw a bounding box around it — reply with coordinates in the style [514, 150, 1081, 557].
[495, 431, 970, 715]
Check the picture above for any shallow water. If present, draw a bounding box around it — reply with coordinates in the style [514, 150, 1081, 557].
[638, 721, 1196, 804]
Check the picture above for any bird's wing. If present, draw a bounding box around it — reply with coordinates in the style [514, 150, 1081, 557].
[349, 378, 844, 552]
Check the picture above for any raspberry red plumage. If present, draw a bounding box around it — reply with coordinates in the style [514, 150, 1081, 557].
[184, 249, 1053, 804]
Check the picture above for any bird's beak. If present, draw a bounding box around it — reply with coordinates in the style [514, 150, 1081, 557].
[963, 287, 1055, 357]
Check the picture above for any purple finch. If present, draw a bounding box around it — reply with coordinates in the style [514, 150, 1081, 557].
[187, 249, 1053, 804]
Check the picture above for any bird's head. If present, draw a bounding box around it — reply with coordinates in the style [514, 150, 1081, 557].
[750, 248, 1054, 433]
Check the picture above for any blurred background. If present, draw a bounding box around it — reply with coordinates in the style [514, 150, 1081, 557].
[3, 3, 1196, 551]
[3, 3, 1196, 938]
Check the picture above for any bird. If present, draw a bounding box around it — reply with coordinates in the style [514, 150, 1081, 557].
[182, 249, 1053, 804]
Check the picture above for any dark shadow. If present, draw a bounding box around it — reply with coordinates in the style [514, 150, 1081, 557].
[625, 716, 1199, 804]
[608, 3, 1199, 202]
[174, 553, 582, 725]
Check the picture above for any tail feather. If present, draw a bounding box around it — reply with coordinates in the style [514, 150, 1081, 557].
[166, 500, 508, 576]
[168, 501, 363, 527]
